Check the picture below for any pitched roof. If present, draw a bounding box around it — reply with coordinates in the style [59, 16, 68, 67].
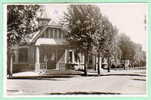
[24, 25, 67, 45]
[35, 38, 68, 46]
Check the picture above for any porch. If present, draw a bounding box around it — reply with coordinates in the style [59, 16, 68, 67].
[34, 45, 85, 73]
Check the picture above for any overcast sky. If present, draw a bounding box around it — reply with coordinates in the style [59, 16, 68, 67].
[43, 3, 147, 51]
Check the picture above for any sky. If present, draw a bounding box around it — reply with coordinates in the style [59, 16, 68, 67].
[42, 3, 147, 51]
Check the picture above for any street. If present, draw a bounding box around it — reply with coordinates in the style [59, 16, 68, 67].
[6, 69, 147, 96]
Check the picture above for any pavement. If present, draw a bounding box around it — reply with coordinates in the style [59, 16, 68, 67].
[6, 69, 147, 96]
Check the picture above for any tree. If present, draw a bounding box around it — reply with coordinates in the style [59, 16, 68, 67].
[64, 5, 103, 75]
[116, 33, 146, 69]
[111, 32, 122, 66]
[7, 5, 40, 77]
[117, 34, 137, 69]
[94, 16, 118, 73]
[133, 44, 146, 67]
[7, 5, 40, 46]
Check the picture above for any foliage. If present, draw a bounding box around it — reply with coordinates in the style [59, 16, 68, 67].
[64, 5, 102, 51]
[64, 5, 104, 75]
[117, 33, 146, 67]
[7, 5, 40, 46]
[64, 5, 119, 74]
[93, 15, 118, 73]
[118, 34, 135, 60]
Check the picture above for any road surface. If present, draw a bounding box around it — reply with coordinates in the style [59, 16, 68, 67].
[6, 69, 147, 96]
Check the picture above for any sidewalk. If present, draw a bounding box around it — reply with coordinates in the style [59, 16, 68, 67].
[8, 69, 146, 79]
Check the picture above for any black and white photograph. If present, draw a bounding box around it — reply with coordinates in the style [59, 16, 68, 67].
[6, 3, 147, 96]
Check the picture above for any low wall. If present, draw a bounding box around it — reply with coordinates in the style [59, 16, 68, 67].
[13, 64, 35, 73]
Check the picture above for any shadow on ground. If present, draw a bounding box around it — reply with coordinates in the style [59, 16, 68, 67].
[102, 74, 146, 77]
[80, 73, 146, 77]
[47, 91, 121, 95]
[8, 75, 76, 80]
[132, 78, 146, 81]
[8, 73, 146, 80]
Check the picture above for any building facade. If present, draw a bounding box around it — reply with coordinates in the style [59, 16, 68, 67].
[8, 17, 89, 74]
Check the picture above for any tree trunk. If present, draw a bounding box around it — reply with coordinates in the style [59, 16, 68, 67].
[123, 60, 126, 70]
[107, 57, 110, 72]
[97, 53, 100, 75]
[9, 53, 13, 78]
[94, 56, 97, 71]
[84, 50, 88, 76]
[101, 56, 104, 71]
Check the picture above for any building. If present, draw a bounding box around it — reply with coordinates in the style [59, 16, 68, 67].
[8, 15, 89, 74]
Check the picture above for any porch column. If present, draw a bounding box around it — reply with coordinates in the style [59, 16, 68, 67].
[99, 57, 103, 71]
[35, 46, 40, 72]
[72, 50, 75, 64]
[65, 49, 67, 63]
[82, 54, 85, 64]
[99, 57, 101, 67]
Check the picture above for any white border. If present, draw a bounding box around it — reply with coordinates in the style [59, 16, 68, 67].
[3, 3, 149, 98]
[3, 3, 7, 98]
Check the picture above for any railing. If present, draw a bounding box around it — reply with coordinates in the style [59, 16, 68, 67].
[40, 62, 47, 73]
[59, 63, 66, 70]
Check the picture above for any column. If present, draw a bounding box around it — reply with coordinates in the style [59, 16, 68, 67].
[77, 53, 81, 69]
[72, 50, 75, 64]
[81, 53, 85, 70]
[83, 54, 85, 64]
[95, 56, 98, 70]
[100, 57, 103, 71]
[35, 46, 40, 72]
[65, 49, 67, 63]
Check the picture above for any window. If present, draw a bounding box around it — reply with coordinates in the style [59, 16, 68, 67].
[18, 48, 28, 63]
[48, 28, 51, 38]
[75, 53, 80, 62]
[61, 33, 64, 39]
[47, 28, 53, 38]
[43, 32, 47, 38]
[42, 29, 49, 38]
[53, 29, 55, 38]
[59, 30, 61, 38]
[46, 29, 49, 38]
[57, 29, 60, 39]
[13, 55, 15, 62]
[49, 29, 52, 38]
[54, 29, 57, 38]
[69, 51, 72, 63]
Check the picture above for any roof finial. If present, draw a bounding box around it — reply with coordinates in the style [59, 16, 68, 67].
[37, 5, 51, 27]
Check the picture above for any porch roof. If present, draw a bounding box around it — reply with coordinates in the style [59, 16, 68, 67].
[35, 38, 69, 46]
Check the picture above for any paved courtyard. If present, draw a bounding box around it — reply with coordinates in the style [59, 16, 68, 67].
[6, 69, 147, 96]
